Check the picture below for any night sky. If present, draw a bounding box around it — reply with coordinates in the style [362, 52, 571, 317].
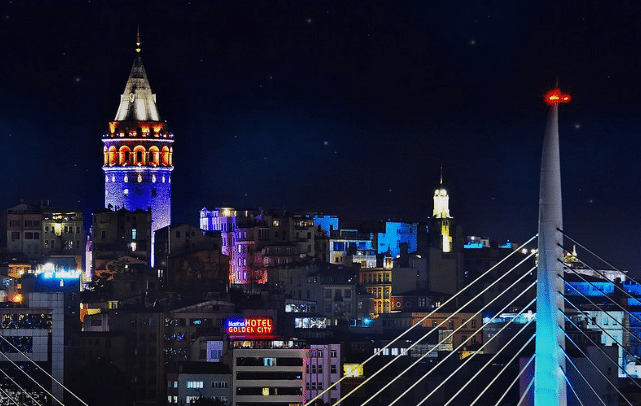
[1, 1, 640, 272]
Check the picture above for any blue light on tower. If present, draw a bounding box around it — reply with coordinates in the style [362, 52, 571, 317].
[103, 33, 173, 267]
[534, 88, 570, 406]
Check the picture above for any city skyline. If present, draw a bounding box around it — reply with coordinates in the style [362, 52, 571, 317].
[1, 1, 640, 272]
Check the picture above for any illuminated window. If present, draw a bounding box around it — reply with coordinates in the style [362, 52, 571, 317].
[263, 357, 275, 366]
[161, 147, 170, 166]
[124, 189, 129, 196]
[149, 146, 159, 166]
[186, 381, 203, 389]
[262, 387, 269, 396]
[132, 229, 137, 240]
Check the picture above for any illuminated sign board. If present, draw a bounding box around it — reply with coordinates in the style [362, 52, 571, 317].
[225, 317, 274, 336]
[344, 364, 363, 377]
[42, 270, 81, 279]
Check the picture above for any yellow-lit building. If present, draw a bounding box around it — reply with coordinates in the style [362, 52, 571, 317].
[432, 175, 453, 253]
[41, 210, 84, 258]
[359, 259, 393, 316]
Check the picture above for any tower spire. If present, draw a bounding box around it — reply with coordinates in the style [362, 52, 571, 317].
[439, 165, 443, 185]
[136, 27, 141, 53]
[113, 30, 160, 122]
[535, 86, 570, 406]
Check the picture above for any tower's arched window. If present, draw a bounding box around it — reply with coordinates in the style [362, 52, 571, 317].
[169, 147, 173, 166]
[161, 146, 170, 166]
[133, 146, 146, 166]
[119, 146, 131, 166]
[149, 146, 159, 166]
[103, 147, 108, 166]
[108, 146, 118, 166]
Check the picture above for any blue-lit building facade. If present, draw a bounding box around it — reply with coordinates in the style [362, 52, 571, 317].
[313, 215, 339, 237]
[564, 275, 641, 378]
[102, 36, 173, 267]
[377, 222, 418, 257]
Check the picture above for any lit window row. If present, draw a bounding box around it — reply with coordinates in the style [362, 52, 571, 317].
[103, 145, 173, 167]
[186, 381, 203, 389]
[105, 174, 169, 184]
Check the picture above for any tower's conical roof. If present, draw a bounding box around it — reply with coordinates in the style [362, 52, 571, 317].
[114, 36, 161, 122]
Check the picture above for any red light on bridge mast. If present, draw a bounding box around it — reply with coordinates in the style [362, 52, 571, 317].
[545, 89, 571, 105]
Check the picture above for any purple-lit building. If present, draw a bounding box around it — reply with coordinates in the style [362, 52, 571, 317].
[102, 35, 173, 266]
[305, 344, 342, 404]
[199, 208, 319, 285]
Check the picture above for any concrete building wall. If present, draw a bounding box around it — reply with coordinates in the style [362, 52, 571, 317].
[232, 348, 308, 405]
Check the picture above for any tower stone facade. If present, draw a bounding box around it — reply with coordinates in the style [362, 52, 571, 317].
[432, 176, 452, 253]
[102, 35, 173, 265]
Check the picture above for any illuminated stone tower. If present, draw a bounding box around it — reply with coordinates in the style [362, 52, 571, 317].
[432, 171, 453, 253]
[102, 33, 173, 266]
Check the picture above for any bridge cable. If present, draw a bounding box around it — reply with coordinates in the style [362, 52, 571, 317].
[304, 234, 538, 406]
[355, 271, 536, 406]
[561, 347, 608, 406]
[562, 328, 633, 406]
[561, 287, 641, 382]
[516, 376, 534, 406]
[557, 244, 641, 326]
[469, 333, 535, 406]
[0, 367, 42, 406]
[491, 354, 534, 406]
[562, 305, 641, 390]
[356, 265, 536, 406]
[562, 366, 586, 406]
[561, 231, 633, 281]
[411, 298, 536, 406]
[561, 267, 641, 345]
[0, 350, 63, 406]
[443, 319, 535, 406]
[0, 386, 21, 406]
[0, 333, 89, 406]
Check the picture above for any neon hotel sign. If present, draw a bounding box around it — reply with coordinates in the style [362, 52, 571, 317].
[225, 317, 274, 336]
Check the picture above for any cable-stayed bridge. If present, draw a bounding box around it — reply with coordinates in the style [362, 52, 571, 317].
[0, 89, 638, 406]
[303, 89, 641, 406]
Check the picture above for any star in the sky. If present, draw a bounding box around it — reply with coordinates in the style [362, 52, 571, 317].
[305, 18, 312, 24]
[323, 141, 328, 145]
[469, 40, 476, 45]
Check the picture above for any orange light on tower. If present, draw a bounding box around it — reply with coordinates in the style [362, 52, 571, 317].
[12, 293, 23, 303]
[545, 89, 571, 105]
